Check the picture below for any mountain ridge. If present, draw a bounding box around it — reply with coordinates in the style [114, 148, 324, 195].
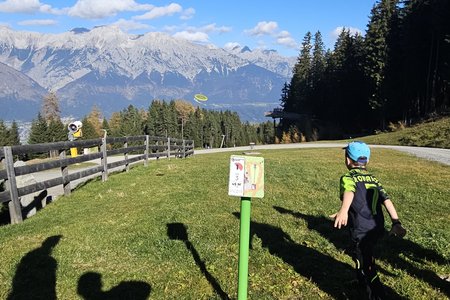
[0, 26, 295, 122]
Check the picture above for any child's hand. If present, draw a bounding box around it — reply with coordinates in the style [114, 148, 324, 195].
[389, 219, 407, 238]
[334, 211, 348, 229]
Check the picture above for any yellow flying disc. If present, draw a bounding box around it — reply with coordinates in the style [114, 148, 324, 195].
[194, 94, 208, 103]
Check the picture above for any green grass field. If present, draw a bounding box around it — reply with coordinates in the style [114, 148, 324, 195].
[0, 148, 449, 299]
[359, 117, 450, 149]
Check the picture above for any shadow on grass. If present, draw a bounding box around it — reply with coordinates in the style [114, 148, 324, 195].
[7, 235, 151, 299]
[273, 206, 449, 298]
[22, 190, 53, 218]
[232, 212, 367, 299]
[0, 191, 52, 226]
[77, 272, 151, 300]
[167, 222, 230, 300]
[7, 235, 62, 300]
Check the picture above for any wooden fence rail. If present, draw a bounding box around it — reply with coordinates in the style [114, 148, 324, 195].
[0, 135, 194, 224]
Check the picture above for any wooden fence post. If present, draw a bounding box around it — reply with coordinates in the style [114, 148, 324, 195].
[101, 137, 108, 182]
[60, 149, 71, 196]
[144, 135, 149, 167]
[182, 139, 186, 158]
[167, 137, 171, 160]
[4, 146, 22, 224]
[124, 139, 129, 172]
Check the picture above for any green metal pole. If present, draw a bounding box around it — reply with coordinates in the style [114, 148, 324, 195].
[238, 197, 252, 300]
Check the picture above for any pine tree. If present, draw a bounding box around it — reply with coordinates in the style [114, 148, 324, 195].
[9, 121, 20, 145]
[47, 118, 66, 142]
[101, 118, 109, 138]
[184, 111, 200, 147]
[147, 100, 165, 136]
[28, 113, 48, 144]
[364, 0, 399, 127]
[80, 117, 97, 139]
[118, 105, 144, 137]
[279, 82, 290, 109]
[310, 31, 327, 117]
[0, 120, 8, 146]
[165, 101, 179, 138]
[287, 31, 313, 114]
[324, 29, 370, 133]
[401, 0, 450, 120]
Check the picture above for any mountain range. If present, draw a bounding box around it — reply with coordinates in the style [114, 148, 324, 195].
[0, 26, 295, 122]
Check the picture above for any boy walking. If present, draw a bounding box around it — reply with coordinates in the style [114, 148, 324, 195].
[332, 141, 406, 300]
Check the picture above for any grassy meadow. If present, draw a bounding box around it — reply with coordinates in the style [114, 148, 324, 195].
[359, 117, 450, 149]
[0, 148, 449, 299]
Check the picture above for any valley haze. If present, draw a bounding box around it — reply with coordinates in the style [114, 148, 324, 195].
[0, 26, 296, 123]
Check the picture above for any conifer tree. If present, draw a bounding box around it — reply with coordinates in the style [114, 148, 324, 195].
[118, 105, 144, 137]
[9, 121, 20, 145]
[0, 120, 8, 146]
[147, 100, 165, 136]
[287, 31, 312, 114]
[80, 117, 98, 139]
[28, 113, 48, 144]
[101, 118, 110, 137]
[364, 0, 399, 127]
[47, 118, 66, 142]
[310, 31, 327, 117]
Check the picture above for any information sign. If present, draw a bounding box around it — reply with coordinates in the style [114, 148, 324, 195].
[228, 155, 264, 198]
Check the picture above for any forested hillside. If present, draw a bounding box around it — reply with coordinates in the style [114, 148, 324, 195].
[0, 96, 275, 149]
[280, 0, 449, 140]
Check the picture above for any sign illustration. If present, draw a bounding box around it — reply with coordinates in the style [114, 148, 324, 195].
[228, 155, 264, 198]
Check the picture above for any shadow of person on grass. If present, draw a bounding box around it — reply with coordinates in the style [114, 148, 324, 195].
[7, 235, 62, 300]
[167, 222, 230, 300]
[232, 212, 369, 299]
[273, 206, 449, 298]
[77, 272, 151, 300]
[21, 190, 52, 218]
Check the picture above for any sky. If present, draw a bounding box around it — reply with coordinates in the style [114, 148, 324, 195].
[0, 0, 377, 57]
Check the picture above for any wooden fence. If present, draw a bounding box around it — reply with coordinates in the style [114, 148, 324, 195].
[0, 135, 194, 225]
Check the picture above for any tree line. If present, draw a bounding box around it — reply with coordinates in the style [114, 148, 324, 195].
[0, 92, 276, 149]
[280, 0, 450, 140]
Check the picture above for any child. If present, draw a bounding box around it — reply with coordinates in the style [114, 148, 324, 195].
[332, 141, 406, 300]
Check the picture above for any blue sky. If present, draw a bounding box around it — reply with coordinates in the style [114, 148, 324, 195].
[0, 0, 376, 57]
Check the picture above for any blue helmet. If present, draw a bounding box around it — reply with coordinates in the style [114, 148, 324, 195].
[344, 141, 370, 163]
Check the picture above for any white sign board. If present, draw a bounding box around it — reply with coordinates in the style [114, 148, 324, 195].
[228, 155, 264, 198]
[228, 156, 246, 196]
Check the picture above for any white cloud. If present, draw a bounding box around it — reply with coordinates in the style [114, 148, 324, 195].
[166, 23, 230, 43]
[224, 42, 241, 50]
[198, 23, 231, 34]
[18, 19, 57, 26]
[68, 0, 152, 19]
[0, 0, 60, 14]
[112, 18, 150, 32]
[180, 7, 195, 20]
[246, 21, 278, 36]
[134, 3, 182, 20]
[173, 31, 209, 43]
[331, 26, 363, 39]
[276, 31, 298, 49]
[162, 25, 179, 33]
